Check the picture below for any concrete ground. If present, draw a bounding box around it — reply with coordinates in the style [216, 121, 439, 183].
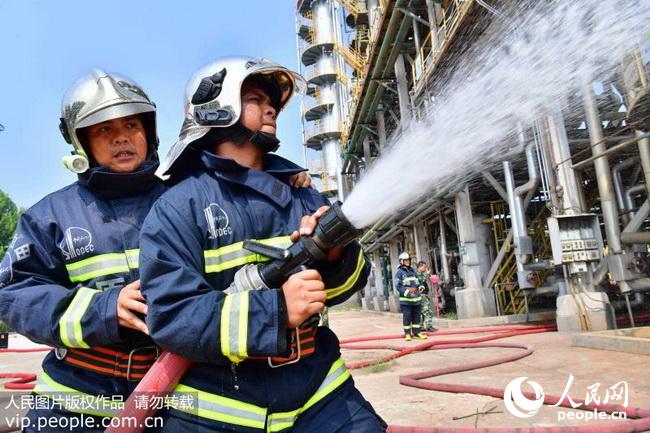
[2, 312, 650, 431]
[328, 310, 650, 430]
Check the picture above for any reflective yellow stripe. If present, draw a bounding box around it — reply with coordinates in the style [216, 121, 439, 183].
[267, 357, 350, 432]
[204, 237, 291, 274]
[399, 297, 422, 302]
[303, 357, 350, 411]
[220, 292, 249, 363]
[238, 293, 249, 358]
[169, 357, 350, 431]
[125, 249, 139, 268]
[34, 372, 116, 417]
[171, 384, 267, 429]
[65, 250, 139, 282]
[221, 295, 235, 362]
[59, 287, 99, 348]
[325, 249, 366, 299]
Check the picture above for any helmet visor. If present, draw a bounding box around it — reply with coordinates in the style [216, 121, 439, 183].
[76, 102, 156, 129]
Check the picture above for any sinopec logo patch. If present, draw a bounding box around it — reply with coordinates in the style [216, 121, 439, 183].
[0, 252, 13, 288]
[58, 227, 95, 260]
[504, 377, 545, 418]
[204, 203, 232, 239]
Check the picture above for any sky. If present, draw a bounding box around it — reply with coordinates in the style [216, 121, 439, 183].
[0, 0, 309, 209]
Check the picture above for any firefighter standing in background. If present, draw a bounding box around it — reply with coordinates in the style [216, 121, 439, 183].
[139, 56, 386, 432]
[395, 253, 429, 341]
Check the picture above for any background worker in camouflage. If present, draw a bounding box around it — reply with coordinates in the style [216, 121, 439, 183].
[416, 261, 436, 332]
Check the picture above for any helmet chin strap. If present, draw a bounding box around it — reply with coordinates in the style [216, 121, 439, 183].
[235, 121, 280, 153]
[249, 130, 280, 153]
[198, 121, 281, 154]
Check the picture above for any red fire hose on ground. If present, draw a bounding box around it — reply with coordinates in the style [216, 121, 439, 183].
[2, 317, 650, 433]
[338, 323, 650, 433]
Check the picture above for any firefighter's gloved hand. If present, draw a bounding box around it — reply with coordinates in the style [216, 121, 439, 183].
[282, 269, 326, 329]
[290, 206, 343, 262]
[117, 280, 149, 335]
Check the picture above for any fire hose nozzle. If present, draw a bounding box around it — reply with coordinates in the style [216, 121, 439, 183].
[311, 201, 361, 252]
[255, 201, 361, 289]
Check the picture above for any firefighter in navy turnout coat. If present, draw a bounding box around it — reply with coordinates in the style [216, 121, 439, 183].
[0, 70, 166, 431]
[395, 253, 429, 341]
[139, 56, 386, 432]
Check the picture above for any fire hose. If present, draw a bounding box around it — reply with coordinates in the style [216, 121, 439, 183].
[337, 324, 650, 433]
[2, 320, 650, 432]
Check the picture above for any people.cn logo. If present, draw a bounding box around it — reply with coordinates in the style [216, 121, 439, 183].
[503, 377, 545, 418]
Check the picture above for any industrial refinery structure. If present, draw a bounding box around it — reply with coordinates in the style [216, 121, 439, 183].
[295, 0, 650, 332]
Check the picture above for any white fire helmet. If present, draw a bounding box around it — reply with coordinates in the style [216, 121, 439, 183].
[157, 56, 305, 179]
[399, 252, 411, 264]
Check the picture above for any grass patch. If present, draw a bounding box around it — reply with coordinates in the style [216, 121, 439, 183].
[442, 311, 458, 320]
[0, 321, 13, 333]
[330, 305, 362, 312]
[365, 361, 393, 374]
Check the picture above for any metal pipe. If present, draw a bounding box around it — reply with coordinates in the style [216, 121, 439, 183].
[375, 104, 387, 151]
[547, 104, 586, 214]
[483, 230, 513, 290]
[592, 259, 609, 286]
[628, 50, 650, 201]
[504, 140, 540, 257]
[523, 260, 553, 271]
[442, 214, 458, 236]
[536, 118, 561, 212]
[424, 0, 439, 51]
[341, 153, 351, 174]
[396, 7, 430, 27]
[568, 136, 634, 145]
[362, 136, 373, 168]
[513, 142, 540, 249]
[620, 231, 650, 245]
[394, 53, 412, 127]
[637, 135, 650, 203]
[626, 278, 650, 291]
[481, 172, 508, 202]
[625, 184, 647, 216]
[439, 214, 450, 284]
[582, 82, 622, 254]
[612, 157, 638, 222]
[359, 214, 393, 244]
[623, 199, 649, 233]
[515, 141, 541, 197]
[412, 17, 422, 54]
[571, 131, 650, 169]
[476, 0, 503, 17]
[532, 120, 550, 204]
[625, 293, 636, 327]
[454, 186, 482, 291]
[486, 186, 537, 288]
[364, 194, 439, 251]
[503, 161, 521, 240]
[432, 247, 440, 275]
